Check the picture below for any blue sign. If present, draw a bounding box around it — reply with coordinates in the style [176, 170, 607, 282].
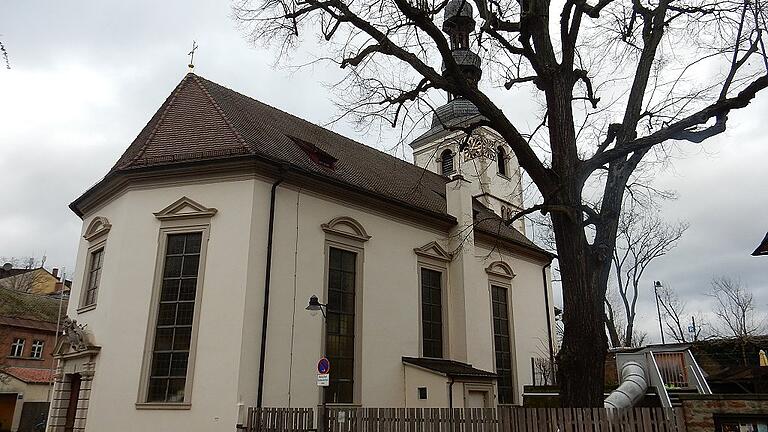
[317, 357, 331, 374]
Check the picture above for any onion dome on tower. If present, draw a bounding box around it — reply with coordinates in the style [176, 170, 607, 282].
[411, 0, 485, 146]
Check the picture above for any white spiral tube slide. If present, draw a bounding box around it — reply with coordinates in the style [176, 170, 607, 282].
[604, 361, 648, 409]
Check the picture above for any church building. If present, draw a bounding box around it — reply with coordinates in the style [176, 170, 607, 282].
[51, 2, 555, 430]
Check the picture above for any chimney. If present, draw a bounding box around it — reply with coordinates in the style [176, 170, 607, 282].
[444, 174, 474, 363]
[52, 268, 59, 278]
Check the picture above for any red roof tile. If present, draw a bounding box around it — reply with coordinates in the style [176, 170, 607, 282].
[3, 367, 54, 384]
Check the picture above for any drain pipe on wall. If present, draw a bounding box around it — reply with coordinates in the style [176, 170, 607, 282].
[256, 176, 284, 408]
[542, 263, 555, 381]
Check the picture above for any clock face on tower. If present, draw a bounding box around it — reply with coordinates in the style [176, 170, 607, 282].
[463, 133, 497, 162]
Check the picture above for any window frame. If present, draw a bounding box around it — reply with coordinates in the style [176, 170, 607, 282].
[30, 339, 45, 359]
[79, 246, 105, 310]
[323, 245, 359, 405]
[136, 222, 211, 409]
[320, 217, 369, 407]
[419, 266, 446, 359]
[440, 149, 455, 176]
[485, 262, 518, 405]
[415, 250, 451, 360]
[490, 284, 515, 404]
[78, 216, 111, 313]
[10, 337, 25, 357]
[496, 146, 509, 178]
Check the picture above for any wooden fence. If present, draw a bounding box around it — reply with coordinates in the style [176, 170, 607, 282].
[244, 407, 314, 432]
[242, 407, 686, 432]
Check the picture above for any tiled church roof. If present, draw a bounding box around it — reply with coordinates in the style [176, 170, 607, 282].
[72, 74, 548, 257]
[109, 73, 448, 216]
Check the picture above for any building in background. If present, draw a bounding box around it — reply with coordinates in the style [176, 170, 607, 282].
[0, 287, 66, 432]
[0, 266, 71, 296]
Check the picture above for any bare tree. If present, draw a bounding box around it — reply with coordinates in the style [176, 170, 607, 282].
[657, 283, 706, 343]
[710, 276, 766, 365]
[605, 287, 649, 347]
[235, 0, 768, 406]
[604, 208, 688, 347]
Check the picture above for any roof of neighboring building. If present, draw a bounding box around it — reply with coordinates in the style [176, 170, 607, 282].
[0, 287, 66, 323]
[690, 336, 768, 377]
[402, 356, 497, 379]
[2, 367, 55, 384]
[70, 73, 549, 258]
[0, 267, 33, 279]
[752, 232, 768, 256]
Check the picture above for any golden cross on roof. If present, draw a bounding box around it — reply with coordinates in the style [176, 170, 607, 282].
[188, 41, 199, 72]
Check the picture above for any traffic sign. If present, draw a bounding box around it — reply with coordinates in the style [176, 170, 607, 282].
[317, 357, 331, 374]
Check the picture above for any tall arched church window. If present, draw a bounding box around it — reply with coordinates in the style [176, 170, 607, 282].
[497, 146, 507, 176]
[440, 149, 455, 175]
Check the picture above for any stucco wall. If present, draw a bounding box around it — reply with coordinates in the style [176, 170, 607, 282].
[66, 172, 553, 431]
[69, 178, 256, 431]
[0, 377, 50, 402]
[411, 128, 525, 233]
[258, 185, 447, 408]
[402, 365, 450, 408]
[475, 243, 554, 404]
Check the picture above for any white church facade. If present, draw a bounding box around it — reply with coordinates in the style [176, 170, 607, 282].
[50, 5, 555, 430]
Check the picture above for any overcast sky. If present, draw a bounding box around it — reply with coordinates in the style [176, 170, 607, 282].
[1, 1, 765, 344]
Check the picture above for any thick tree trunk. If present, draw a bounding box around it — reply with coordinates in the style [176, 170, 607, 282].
[553, 212, 610, 407]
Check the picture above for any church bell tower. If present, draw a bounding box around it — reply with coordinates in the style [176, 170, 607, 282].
[410, 0, 526, 234]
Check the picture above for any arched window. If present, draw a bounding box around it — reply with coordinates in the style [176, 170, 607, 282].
[440, 149, 455, 175]
[497, 146, 507, 176]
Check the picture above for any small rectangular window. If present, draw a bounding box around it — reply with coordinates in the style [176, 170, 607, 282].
[418, 387, 428, 400]
[147, 232, 202, 403]
[10, 338, 25, 357]
[325, 247, 357, 404]
[31, 340, 45, 359]
[83, 248, 105, 306]
[491, 285, 514, 404]
[421, 268, 443, 358]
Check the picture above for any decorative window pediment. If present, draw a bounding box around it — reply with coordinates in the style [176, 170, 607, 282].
[154, 197, 218, 221]
[83, 216, 111, 242]
[486, 261, 515, 279]
[321, 216, 371, 243]
[414, 241, 452, 262]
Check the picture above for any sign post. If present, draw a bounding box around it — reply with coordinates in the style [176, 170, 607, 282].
[317, 357, 331, 432]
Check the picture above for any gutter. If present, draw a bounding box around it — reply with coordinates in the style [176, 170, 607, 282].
[256, 176, 283, 408]
[69, 155, 457, 229]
